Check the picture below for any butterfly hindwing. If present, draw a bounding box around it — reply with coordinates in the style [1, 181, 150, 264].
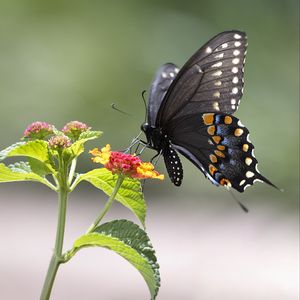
[157, 31, 247, 126]
[166, 112, 275, 192]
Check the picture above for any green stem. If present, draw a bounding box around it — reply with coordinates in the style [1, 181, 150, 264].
[68, 158, 77, 185]
[40, 156, 69, 300]
[86, 175, 124, 234]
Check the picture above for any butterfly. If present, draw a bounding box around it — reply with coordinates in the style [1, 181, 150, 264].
[140, 30, 278, 192]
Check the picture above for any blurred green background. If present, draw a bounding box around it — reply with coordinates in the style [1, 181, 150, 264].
[0, 0, 299, 299]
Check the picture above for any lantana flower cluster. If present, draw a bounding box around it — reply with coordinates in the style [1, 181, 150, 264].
[23, 121, 91, 149]
[90, 144, 164, 180]
[23, 122, 55, 139]
[62, 121, 91, 140]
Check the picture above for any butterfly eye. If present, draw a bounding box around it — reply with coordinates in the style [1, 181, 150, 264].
[141, 122, 150, 132]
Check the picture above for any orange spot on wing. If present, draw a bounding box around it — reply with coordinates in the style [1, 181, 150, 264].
[202, 113, 215, 125]
[214, 150, 225, 158]
[234, 128, 244, 136]
[217, 145, 225, 151]
[242, 143, 249, 152]
[224, 116, 232, 124]
[209, 154, 218, 163]
[212, 135, 221, 144]
[209, 164, 217, 175]
[207, 125, 216, 135]
[220, 178, 232, 187]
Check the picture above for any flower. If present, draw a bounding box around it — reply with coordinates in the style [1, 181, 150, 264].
[62, 121, 91, 140]
[136, 162, 164, 180]
[90, 144, 164, 180]
[48, 135, 72, 150]
[23, 121, 55, 139]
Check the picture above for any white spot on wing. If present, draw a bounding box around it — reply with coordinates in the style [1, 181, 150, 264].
[206, 47, 212, 53]
[239, 179, 246, 186]
[221, 43, 228, 48]
[174, 68, 179, 73]
[232, 87, 238, 94]
[212, 70, 222, 76]
[246, 171, 255, 178]
[214, 81, 222, 86]
[232, 58, 240, 64]
[233, 49, 240, 56]
[237, 120, 245, 127]
[235, 41, 242, 47]
[215, 53, 224, 59]
[213, 91, 220, 98]
[234, 33, 242, 39]
[170, 72, 175, 78]
[232, 67, 238, 73]
[232, 76, 239, 84]
[213, 102, 220, 111]
[162, 72, 167, 78]
[212, 62, 223, 68]
[231, 99, 236, 104]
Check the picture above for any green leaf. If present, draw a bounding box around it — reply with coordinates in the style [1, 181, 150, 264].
[76, 168, 146, 227]
[0, 162, 53, 188]
[0, 140, 55, 173]
[28, 157, 53, 176]
[65, 130, 103, 158]
[67, 220, 160, 300]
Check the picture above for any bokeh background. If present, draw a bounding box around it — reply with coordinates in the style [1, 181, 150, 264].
[0, 1, 298, 299]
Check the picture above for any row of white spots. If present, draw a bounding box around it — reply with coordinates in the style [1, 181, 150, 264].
[168, 144, 181, 183]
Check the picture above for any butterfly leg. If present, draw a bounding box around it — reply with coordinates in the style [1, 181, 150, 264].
[124, 132, 144, 153]
[150, 150, 163, 166]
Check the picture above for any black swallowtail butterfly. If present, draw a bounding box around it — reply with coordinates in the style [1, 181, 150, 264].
[140, 30, 277, 192]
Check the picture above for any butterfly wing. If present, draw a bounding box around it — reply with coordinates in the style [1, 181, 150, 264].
[148, 63, 180, 126]
[156, 30, 247, 127]
[166, 112, 277, 192]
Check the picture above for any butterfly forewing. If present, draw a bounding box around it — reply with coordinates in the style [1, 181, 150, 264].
[156, 31, 247, 126]
[148, 63, 180, 126]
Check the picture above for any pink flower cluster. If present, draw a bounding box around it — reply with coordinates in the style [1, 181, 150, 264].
[62, 121, 91, 140]
[23, 122, 54, 139]
[106, 151, 142, 177]
[48, 135, 72, 149]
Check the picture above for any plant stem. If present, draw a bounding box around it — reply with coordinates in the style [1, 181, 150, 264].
[40, 157, 69, 300]
[68, 158, 77, 185]
[86, 175, 124, 234]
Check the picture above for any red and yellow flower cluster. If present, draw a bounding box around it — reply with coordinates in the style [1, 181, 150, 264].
[90, 144, 164, 180]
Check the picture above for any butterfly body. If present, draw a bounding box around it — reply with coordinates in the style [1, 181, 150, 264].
[141, 30, 277, 192]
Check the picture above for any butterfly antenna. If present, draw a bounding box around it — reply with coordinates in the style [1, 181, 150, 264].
[227, 187, 249, 213]
[141, 90, 148, 122]
[111, 103, 132, 116]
